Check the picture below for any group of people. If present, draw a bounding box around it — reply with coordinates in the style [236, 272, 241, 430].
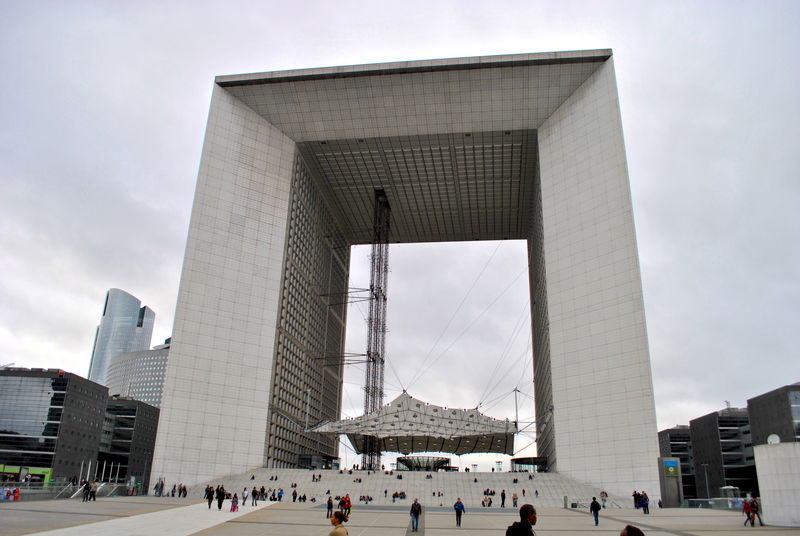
[81, 480, 98, 502]
[169, 483, 188, 497]
[203, 485, 228, 510]
[742, 497, 764, 527]
[325, 493, 352, 518]
[632, 490, 650, 514]
[325, 497, 649, 536]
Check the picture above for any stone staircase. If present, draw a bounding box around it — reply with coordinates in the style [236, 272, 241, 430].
[186, 468, 628, 510]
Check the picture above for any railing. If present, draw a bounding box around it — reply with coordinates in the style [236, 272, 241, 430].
[685, 498, 745, 510]
[1, 479, 132, 501]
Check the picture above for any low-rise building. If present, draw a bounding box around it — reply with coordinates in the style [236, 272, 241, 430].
[689, 408, 757, 498]
[98, 396, 159, 490]
[658, 425, 696, 499]
[0, 369, 107, 482]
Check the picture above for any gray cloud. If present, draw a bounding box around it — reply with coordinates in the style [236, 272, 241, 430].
[1, 1, 798, 469]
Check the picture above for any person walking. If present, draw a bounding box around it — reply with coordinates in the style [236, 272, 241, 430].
[590, 496, 601, 526]
[742, 499, 754, 526]
[251, 486, 258, 506]
[89, 480, 97, 501]
[454, 497, 465, 527]
[205, 485, 214, 509]
[501, 489, 506, 508]
[343, 494, 352, 516]
[512, 492, 518, 508]
[641, 492, 650, 514]
[505, 503, 537, 536]
[329, 511, 349, 536]
[82, 480, 91, 502]
[410, 498, 422, 532]
[327, 496, 334, 518]
[230, 493, 238, 512]
[216, 485, 225, 510]
[750, 498, 764, 526]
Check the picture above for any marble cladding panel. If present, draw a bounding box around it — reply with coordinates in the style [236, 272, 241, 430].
[151, 85, 295, 486]
[537, 58, 660, 499]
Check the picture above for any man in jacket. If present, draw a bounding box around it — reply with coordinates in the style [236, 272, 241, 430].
[506, 503, 537, 536]
[590, 496, 601, 526]
[454, 498, 465, 527]
[410, 498, 422, 532]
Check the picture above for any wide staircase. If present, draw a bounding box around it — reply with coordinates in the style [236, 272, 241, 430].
[187, 468, 628, 509]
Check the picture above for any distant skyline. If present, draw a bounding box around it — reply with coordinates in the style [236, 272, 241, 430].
[2, 1, 798, 470]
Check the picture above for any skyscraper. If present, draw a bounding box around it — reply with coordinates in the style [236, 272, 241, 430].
[88, 289, 155, 385]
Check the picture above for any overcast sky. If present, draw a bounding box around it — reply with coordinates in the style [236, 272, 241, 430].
[1, 1, 798, 471]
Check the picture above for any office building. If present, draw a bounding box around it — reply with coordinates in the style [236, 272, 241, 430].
[98, 396, 159, 490]
[88, 288, 155, 386]
[151, 50, 660, 498]
[747, 383, 800, 446]
[689, 408, 758, 498]
[0, 369, 107, 482]
[106, 339, 170, 408]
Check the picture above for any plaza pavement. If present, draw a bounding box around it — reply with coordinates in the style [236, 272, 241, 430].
[2, 496, 800, 536]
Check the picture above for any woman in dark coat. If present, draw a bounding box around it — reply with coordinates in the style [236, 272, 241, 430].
[216, 485, 226, 510]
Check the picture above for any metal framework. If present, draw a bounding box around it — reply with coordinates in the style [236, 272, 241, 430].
[362, 189, 390, 470]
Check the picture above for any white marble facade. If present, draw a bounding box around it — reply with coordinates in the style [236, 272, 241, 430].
[151, 51, 660, 499]
[754, 443, 800, 527]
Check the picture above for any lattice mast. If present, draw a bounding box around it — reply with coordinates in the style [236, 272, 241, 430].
[363, 189, 390, 471]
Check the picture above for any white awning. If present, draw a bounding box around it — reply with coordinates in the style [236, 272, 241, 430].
[312, 392, 516, 455]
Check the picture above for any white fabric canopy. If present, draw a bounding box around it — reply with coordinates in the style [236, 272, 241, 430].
[312, 392, 516, 455]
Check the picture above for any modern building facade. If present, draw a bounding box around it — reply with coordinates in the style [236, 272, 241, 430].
[106, 339, 170, 408]
[151, 50, 660, 498]
[658, 425, 696, 499]
[689, 408, 758, 498]
[98, 396, 159, 490]
[0, 369, 108, 482]
[748, 383, 800, 446]
[88, 289, 155, 386]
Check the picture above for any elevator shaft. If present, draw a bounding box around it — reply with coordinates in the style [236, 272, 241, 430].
[362, 189, 390, 471]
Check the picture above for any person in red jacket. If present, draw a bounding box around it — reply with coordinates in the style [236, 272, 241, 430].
[343, 494, 352, 516]
[742, 499, 754, 526]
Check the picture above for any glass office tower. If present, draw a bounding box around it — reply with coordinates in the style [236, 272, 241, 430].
[88, 289, 155, 386]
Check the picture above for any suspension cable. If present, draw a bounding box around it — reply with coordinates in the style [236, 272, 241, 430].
[403, 241, 503, 388]
[406, 266, 526, 389]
